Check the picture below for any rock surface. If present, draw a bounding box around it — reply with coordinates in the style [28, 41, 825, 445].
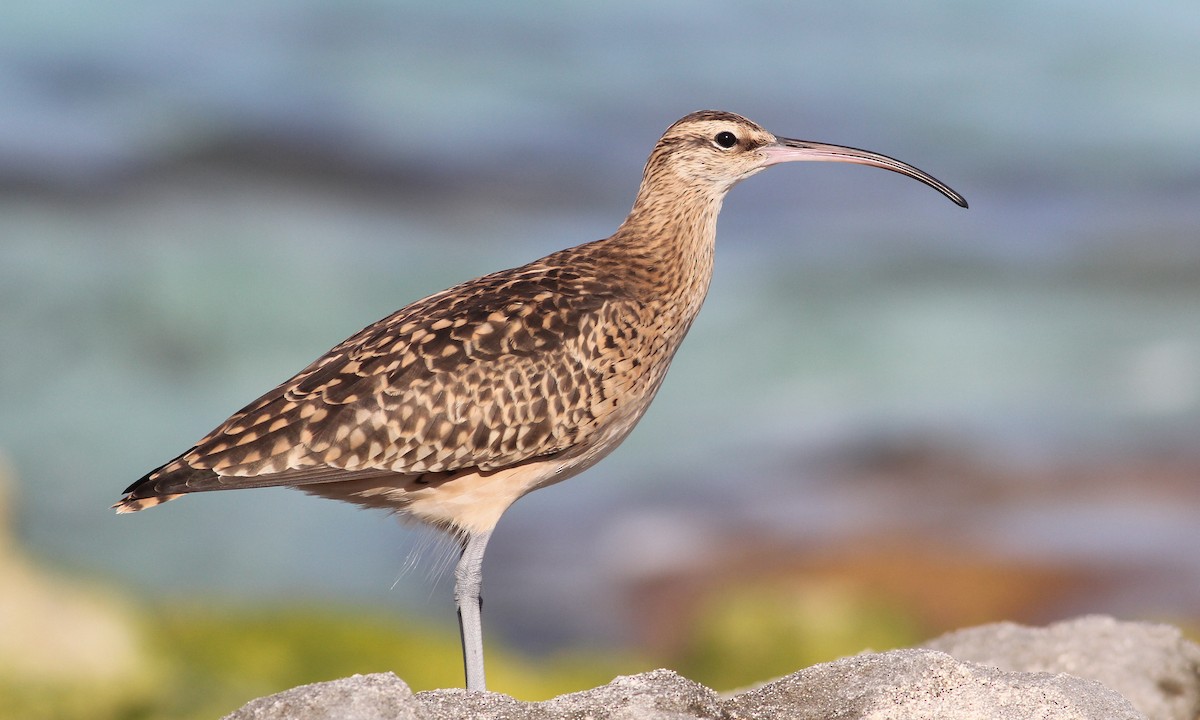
[925, 615, 1200, 720]
[225, 673, 419, 720]
[726, 649, 1141, 720]
[223, 616, 1200, 720]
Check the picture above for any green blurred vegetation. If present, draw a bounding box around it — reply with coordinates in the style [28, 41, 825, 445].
[17, 533, 1196, 719]
[0, 579, 931, 720]
[675, 579, 924, 690]
[0, 601, 647, 720]
[8, 576, 1195, 719]
[147, 603, 646, 712]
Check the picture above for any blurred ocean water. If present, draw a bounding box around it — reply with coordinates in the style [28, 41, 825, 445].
[2, 0, 1199, 650]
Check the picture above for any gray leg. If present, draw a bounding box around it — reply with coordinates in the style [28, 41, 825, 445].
[455, 530, 492, 691]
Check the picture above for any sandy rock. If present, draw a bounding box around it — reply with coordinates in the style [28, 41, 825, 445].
[529, 668, 720, 719]
[222, 673, 418, 720]
[725, 648, 1143, 720]
[416, 669, 720, 720]
[925, 615, 1200, 720]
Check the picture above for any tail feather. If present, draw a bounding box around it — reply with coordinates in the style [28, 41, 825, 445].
[113, 492, 184, 513]
[114, 462, 190, 513]
[114, 452, 414, 513]
[114, 449, 199, 513]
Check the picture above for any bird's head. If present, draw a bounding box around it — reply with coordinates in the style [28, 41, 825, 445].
[642, 110, 967, 208]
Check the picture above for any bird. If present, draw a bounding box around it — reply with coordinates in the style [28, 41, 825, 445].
[115, 110, 967, 691]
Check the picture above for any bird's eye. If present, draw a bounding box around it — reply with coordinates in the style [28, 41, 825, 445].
[714, 131, 738, 149]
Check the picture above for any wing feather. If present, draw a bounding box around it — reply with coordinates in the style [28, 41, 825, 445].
[122, 254, 663, 502]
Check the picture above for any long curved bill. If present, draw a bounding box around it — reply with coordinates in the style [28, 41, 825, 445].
[763, 137, 968, 208]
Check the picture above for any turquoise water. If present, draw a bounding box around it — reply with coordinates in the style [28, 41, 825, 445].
[2, 0, 1199, 650]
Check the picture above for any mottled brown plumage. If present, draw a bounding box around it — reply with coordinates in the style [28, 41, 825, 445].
[117, 111, 767, 526]
[116, 110, 966, 690]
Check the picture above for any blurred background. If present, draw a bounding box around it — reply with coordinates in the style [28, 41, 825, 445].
[2, 0, 1199, 717]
